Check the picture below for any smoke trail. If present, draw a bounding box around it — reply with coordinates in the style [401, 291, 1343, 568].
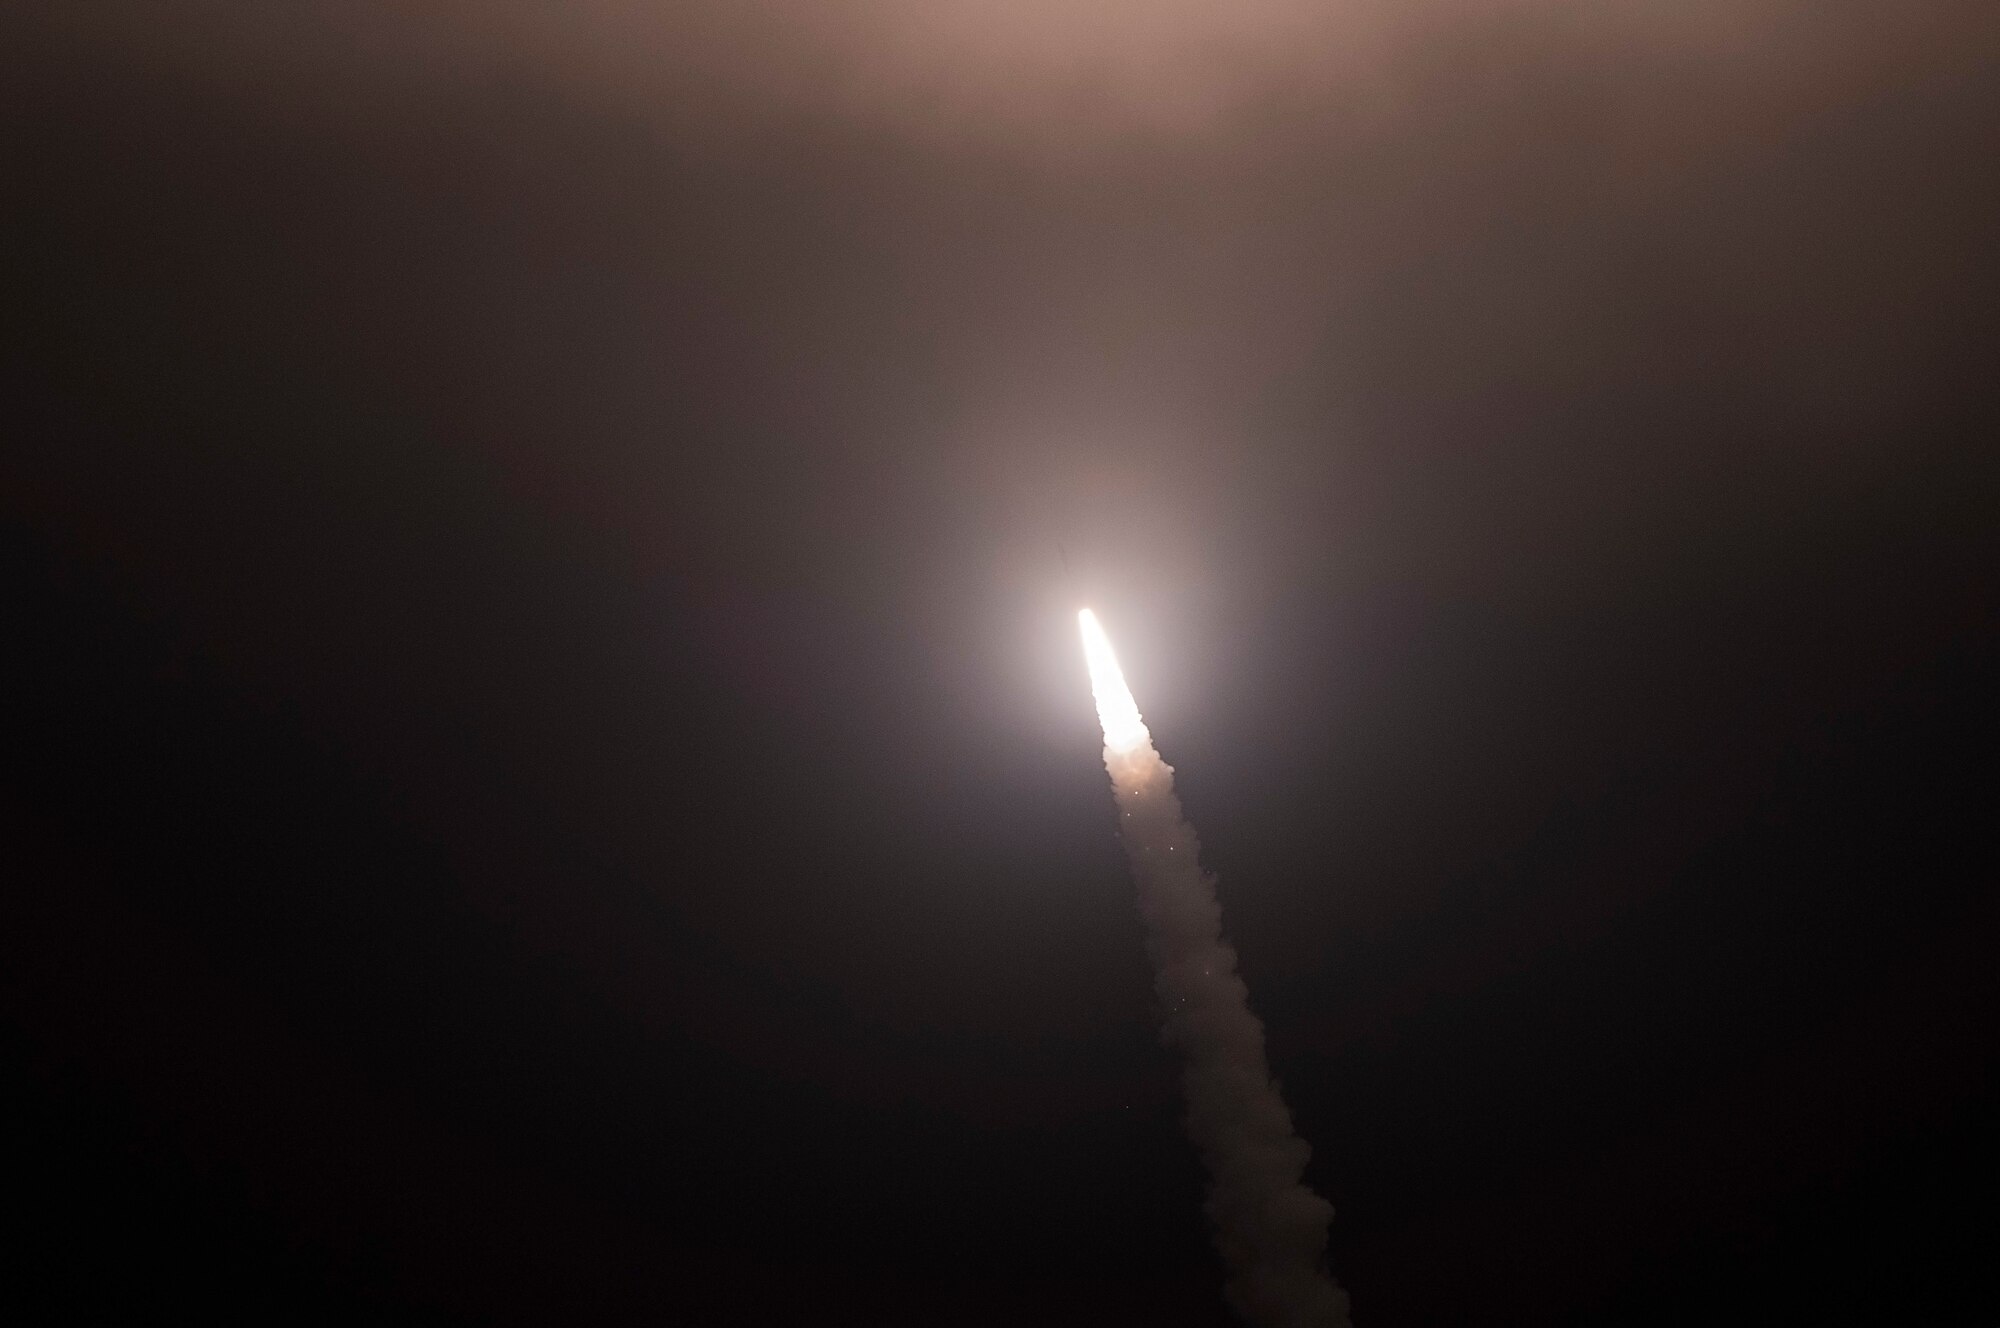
[1081, 610, 1350, 1328]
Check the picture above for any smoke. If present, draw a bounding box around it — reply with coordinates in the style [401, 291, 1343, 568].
[1083, 612, 1349, 1327]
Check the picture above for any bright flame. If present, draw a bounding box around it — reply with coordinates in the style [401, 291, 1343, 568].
[1079, 609, 1151, 754]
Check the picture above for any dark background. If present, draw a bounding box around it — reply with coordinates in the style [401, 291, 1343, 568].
[7, 5, 1997, 1323]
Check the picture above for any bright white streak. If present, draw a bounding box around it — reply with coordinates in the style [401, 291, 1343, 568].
[1079, 608, 1151, 754]
[1080, 610, 1350, 1327]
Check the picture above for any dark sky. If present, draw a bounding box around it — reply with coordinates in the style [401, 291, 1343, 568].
[8, 5, 1998, 1324]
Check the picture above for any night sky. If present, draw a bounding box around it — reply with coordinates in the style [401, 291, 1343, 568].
[8, 5, 1998, 1324]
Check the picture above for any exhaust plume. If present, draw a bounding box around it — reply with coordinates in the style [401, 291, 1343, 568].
[1080, 609, 1350, 1328]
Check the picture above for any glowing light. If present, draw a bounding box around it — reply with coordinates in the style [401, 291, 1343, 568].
[1079, 609, 1151, 754]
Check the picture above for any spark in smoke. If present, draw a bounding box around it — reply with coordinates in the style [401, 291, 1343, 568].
[1080, 608, 1351, 1328]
